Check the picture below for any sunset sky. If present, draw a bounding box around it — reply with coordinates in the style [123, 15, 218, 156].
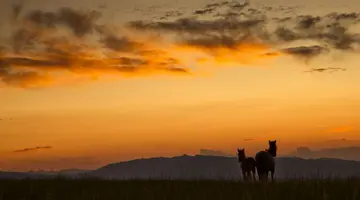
[1, 0, 360, 171]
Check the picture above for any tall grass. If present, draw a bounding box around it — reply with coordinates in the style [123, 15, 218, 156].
[0, 179, 359, 200]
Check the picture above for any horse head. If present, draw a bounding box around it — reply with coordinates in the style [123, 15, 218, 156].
[237, 148, 246, 162]
[268, 140, 277, 157]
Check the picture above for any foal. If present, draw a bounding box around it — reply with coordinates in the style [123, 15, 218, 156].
[237, 148, 256, 181]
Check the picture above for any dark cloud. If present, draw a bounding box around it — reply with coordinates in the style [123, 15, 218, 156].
[156, 11, 183, 20]
[230, 1, 249, 11]
[182, 34, 257, 49]
[116, 57, 148, 66]
[247, 8, 262, 15]
[1, 59, 50, 88]
[11, 28, 39, 53]
[274, 27, 299, 42]
[281, 45, 329, 60]
[273, 17, 292, 23]
[12, 3, 23, 21]
[274, 14, 360, 51]
[327, 12, 360, 21]
[26, 10, 58, 28]
[205, 3, 221, 9]
[296, 15, 321, 30]
[305, 67, 346, 73]
[166, 67, 189, 74]
[0, 70, 50, 88]
[2, 57, 69, 67]
[214, 12, 244, 19]
[57, 8, 102, 37]
[128, 17, 266, 36]
[100, 34, 141, 52]
[24, 7, 101, 37]
[14, 146, 53, 153]
[194, 8, 215, 15]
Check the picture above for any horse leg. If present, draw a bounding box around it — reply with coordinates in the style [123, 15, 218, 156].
[271, 169, 275, 182]
[257, 170, 262, 181]
[258, 172, 263, 181]
[243, 171, 247, 181]
[263, 171, 269, 182]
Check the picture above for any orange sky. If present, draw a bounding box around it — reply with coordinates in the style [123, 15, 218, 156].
[1, 0, 360, 171]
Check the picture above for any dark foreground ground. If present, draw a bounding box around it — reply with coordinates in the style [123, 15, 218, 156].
[0, 179, 359, 200]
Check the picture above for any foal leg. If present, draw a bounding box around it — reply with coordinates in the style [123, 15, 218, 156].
[252, 168, 256, 181]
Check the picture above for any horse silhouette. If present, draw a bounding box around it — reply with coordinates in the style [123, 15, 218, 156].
[255, 140, 277, 181]
[237, 148, 256, 181]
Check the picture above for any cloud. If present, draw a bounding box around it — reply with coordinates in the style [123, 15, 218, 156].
[194, 8, 216, 15]
[281, 45, 330, 61]
[274, 15, 360, 51]
[11, 28, 40, 53]
[156, 11, 183, 20]
[304, 67, 346, 73]
[13, 146, 53, 153]
[12, 3, 23, 21]
[99, 34, 141, 52]
[230, 1, 249, 11]
[127, 17, 266, 35]
[128, 3, 360, 57]
[24, 7, 102, 37]
[1, 9, 193, 88]
[2, 3, 360, 88]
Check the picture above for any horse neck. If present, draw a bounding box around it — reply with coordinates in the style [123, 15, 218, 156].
[239, 155, 247, 163]
[266, 148, 277, 157]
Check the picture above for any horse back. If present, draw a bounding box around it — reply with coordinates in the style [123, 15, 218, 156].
[246, 157, 256, 168]
[255, 151, 275, 171]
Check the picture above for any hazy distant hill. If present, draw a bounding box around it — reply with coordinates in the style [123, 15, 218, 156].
[0, 171, 51, 179]
[0, 169, 89, 180]
[90, 155, 360, 180]
[290, 146, 360, 161]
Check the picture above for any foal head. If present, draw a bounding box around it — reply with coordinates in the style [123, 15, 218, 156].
[267, 140, 277, 157]
[237, 148, 246, 162]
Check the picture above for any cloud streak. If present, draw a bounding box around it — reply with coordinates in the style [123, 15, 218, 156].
[13, 146, 53, 153]
[304, 67, 346, 73]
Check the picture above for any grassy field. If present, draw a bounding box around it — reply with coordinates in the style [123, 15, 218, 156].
[0, 179, 359, 200]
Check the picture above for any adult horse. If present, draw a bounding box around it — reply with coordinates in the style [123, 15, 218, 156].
[237, 148, 256, 181]
[255, 140, 277, 181]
